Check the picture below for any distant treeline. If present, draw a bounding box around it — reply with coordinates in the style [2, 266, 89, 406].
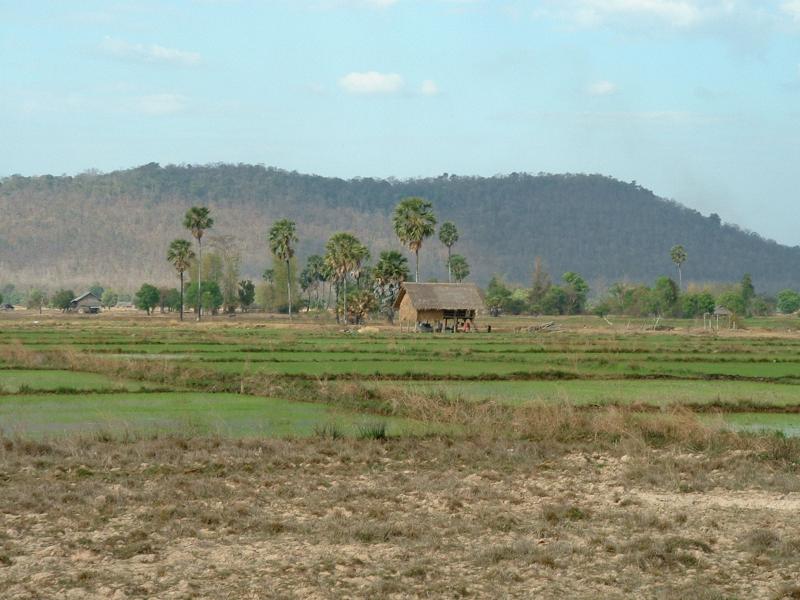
[1, 162, 800, 292]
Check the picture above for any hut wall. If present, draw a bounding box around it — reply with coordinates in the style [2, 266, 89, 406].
[398, 294, 418, 323]
[416, 310, 444, 323]
[397, 295, 445, 324]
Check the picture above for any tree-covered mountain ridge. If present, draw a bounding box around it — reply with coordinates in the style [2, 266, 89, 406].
[1, 162, 797, 293]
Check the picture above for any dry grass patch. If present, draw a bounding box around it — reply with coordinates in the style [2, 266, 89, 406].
[1, 432, 799, 598]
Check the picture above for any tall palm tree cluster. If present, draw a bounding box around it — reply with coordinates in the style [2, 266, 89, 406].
[166, 197, 470, 323]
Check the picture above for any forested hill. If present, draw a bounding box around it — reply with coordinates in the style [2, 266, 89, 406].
[1, 163, 798, 293]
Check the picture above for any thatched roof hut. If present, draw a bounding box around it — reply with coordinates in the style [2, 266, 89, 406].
[393, 283, 484, 331]
[69, 292, 101, 314]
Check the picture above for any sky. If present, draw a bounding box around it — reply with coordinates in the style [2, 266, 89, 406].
[2, 0, 800, 245]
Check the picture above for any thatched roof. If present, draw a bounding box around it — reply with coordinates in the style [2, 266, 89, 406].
[713, 306, 733, 316]
[71, 292, 101, 304]
[393, 283, 485, 311]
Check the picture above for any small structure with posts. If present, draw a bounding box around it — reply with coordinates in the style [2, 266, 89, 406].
[704, 306, 733, 331]
[69, 292, 102, 314]
[394, 283, 484, 332]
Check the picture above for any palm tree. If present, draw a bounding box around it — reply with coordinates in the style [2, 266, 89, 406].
[373, 250, 409, 322]
[438, 222, 459, 283]
[670, 245, 687, 289]
[393, 197, 437, 282]
[325, 232, 366, 324]
[448, 254, 470, 283]
[268, 219, 299, 319]
[350, 243, 370, 288]
[306, 254, 326, 306]
[183, 206, 214, 321]
[166, 239, 195, 321]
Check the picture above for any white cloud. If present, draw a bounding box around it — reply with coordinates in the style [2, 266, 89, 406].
[420, 79, 440, 95]
[339, 71, 405, 94]
[583, 0, 701, 27]
[100, 37, 201, 67]
[540, 0, 709, 29]
[587, 80, 617, 95]
[782, 1, 800, 20]
[136, 94, 188, 115]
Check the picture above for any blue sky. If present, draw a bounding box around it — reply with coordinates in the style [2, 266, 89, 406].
[2, 0, 800, 244]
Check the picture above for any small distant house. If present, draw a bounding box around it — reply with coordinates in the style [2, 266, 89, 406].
[69, 292, 102, 314]
[713, 306, 733, 318]
[393, 283, 485, 332]
[704, 305, 733, 330]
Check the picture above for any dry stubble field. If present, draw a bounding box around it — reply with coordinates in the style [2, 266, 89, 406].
[1, 314, 800, 599]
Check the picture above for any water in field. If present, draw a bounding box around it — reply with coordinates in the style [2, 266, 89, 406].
[721, 413, 800, 437]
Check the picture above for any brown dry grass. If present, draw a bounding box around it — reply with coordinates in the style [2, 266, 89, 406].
[2, 425, 800, 599]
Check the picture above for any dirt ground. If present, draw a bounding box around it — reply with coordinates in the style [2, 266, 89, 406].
[2, 436, 799, 599]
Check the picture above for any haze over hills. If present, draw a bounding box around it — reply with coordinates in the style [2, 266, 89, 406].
[0, 163, 797, 294]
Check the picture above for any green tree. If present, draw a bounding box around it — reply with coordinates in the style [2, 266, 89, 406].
[101, 290, 118, 308]
[740, 273, 755, 316]
[650, 276, 680, 316]
[750, 296, 771, 316]
[183, 206, 214, 320]
[325, 232, 367, 324]
[529, 257, 551, 311]
[161, 288, 181, 312]
[51, 289, 75, 312]
[717, 290, 747, 316]
[681, 292, 715, 318]
[540, 286, 569, 315]
[238, 280, 256, 312]
[393, 197, 437, 282]
[268, 219, 298, 319]
[26, 289, 47, 314]
[305, 254, 326, 307]
[208, 235, 241, 313]
[89, 283, 104, 298]
[134, 283, 160, 315]
[438, 222, 459, 282]
[448, 254, 470, 283]
[299, 266, 314, 310]
[485, 276, 512, 316]
[562, 272, 589, 315]
[262, 256, 299, 313]
[167, 238, 195, 321]
[776, 289, 800, 314]
[670, 245, 687, 289]
[373, 250, 409, 322]
[185, 281, 223, 315]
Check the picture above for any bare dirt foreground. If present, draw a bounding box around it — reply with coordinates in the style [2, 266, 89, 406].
[2, 434, 800, 600]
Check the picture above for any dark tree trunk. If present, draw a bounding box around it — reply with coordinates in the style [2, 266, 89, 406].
[179, 271, 184, 321]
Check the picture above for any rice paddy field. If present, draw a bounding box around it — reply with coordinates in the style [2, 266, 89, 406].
[1, 312, 800, 437]
[4, 313, 800, 599]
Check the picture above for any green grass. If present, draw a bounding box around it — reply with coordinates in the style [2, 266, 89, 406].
[0, 369, 157, 393]
[0, 391, 425, 438]
[366, 379, 800, 408]
[4, 317, 800, 437]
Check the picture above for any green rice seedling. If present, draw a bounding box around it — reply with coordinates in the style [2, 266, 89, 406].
[356, 422, 388, 440]
[314, 422, 344, 440]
